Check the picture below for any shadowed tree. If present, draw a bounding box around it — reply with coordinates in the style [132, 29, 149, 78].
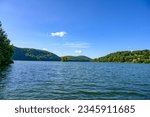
[0, 21, 13, 66]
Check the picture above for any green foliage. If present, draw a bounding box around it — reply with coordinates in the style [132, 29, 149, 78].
[13, 46, 61, 61]
[94, 50, 150, 64]
[61, 57, 68, 62]
[0, 21, 13, 66]
[61, 56, 91, 62]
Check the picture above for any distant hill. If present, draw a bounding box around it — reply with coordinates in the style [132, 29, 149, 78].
[13, 46, 61, 61]
[61, 56, 92, 62]
[94, 50, 150, 63]
[12, 46, 150, 63]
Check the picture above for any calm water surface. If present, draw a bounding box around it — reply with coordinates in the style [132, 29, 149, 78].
[0, 61, 150, 99]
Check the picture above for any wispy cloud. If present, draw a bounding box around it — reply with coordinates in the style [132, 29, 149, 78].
[51, 31, 67, 37]
[42, 48, 48, 51]
[64, 42, 89, 48]
[75, 50, 82, 55]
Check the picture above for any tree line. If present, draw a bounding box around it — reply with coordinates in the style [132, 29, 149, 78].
[93, 50, 150, 63]
[13, 46, 61, 61]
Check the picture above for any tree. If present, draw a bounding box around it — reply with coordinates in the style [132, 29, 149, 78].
[61, 57, 68, 62]
[0, 21, 13, 66]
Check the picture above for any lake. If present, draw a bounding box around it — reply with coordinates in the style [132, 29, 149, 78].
[0, 61, 150, 100]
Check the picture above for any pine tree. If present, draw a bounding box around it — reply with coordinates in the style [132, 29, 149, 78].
[0, 21, 13, 66]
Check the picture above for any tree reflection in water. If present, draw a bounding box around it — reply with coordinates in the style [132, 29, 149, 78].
[0, 65, 12, 99]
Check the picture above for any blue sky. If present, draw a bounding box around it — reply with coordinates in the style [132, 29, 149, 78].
[0, 0, 150, 58]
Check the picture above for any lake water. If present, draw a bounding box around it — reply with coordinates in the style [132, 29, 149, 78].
[0, 61, 150, 100]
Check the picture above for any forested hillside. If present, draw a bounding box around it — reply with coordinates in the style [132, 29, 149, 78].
[61, 56, 91, 62]
[94, 50, 150, 63]
[13, 46, 61, 61]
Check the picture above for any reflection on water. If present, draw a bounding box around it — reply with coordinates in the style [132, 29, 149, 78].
[0, 61, 150, 100]
[0, 65, 12, 99]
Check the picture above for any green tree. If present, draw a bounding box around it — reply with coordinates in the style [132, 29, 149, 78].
[0, 21, 13, 66]
[95, 50, 150, 64]
[61, 57, 68, 62]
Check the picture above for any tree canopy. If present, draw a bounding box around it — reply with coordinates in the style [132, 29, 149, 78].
[13, 46, 61, 61]
[0, 21, 13, 66]
[61, 56, 92, 62]
[94, 50, 150, 63]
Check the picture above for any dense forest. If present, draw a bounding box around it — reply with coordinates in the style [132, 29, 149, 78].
[13, 47, 92, 62]
[94, 50, 150, 63]
[0, 21, 13, 66]
[61, 56, 91, 62]
[13, 46, 61, 61]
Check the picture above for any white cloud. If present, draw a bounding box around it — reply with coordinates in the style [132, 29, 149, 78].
[64, 42, 89, 48]
[51, 31, 67, 37]
[75, 50, 82, 55]
[42, 48, 48, 51]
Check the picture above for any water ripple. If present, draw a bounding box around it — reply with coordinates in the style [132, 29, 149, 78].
[0, 61, 150, 100]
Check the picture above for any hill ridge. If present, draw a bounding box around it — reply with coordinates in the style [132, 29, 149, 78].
[13, 46, 150, 63]
[13, 46, 61, 61]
